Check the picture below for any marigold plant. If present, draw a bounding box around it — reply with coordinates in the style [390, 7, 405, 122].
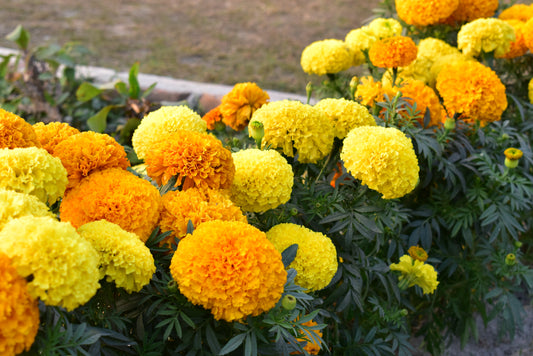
[446, 0, 499, 23]
[0, 189, 53, 230]
[394, 0, 459, 26]
[390, 255, 439, 294]
[202, 105, 224, 130]
[314, 98, 376, 139]
[300, 39, 354, 75]
[497, 20, 528, 59]
[32, 121, 80, 154]
[220, 82, 270, 131]
[498, 3, 533, 22]
[369, 36, 418, 69]
[0, 108, 40, 149]
[457, 18, 516, 58]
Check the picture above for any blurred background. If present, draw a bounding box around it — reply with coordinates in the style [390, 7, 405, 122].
[0, 0, 381, 94]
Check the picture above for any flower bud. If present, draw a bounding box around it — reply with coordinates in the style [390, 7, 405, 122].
[514, 241, 523, 249]
[505, 253, 516, 266]
[443, 117, 456, 130]
[504, 148, 523, 169]
[281, 294, 297, 310]
[248, 120, 264, 147]
[399, 309, 408, 317]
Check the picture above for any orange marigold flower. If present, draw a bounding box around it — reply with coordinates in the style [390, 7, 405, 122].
[202, 105, 224, 130]
[60, 168, 162, 242]
[292, 320, 323, 355]
[524, 18, 533, 52]
[504, 147, 523, 160]
[369, 36, 418, 68]
[159, 187, 247, 246]
[0, 108, 40, 149]
[436, 61, 507, 125]
[395, 0, 459, 26]
[0, 253, 39, 356]
[220, 82, 270, 131]
[145, 130, 234, 190]
[170, 220, 287, 322]
[391, 79, 445, 127]
[53, 131, 130, 189]
[498, 4, 533, 22]
[408, 245, 429, 262]
[446, 0, 499, 24]
[497, 20, 528, 59]
[32, 121, 80, 154]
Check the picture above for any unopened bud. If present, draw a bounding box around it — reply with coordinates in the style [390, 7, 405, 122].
[248, 120, 264, 148]
[504, 148, 523, 169]
[514, 241, 523, 249]
[399, 309, 408, 317]
[505, 253, 516, 266]
[444, 117, 456, 130]
[281, 294, 297, 310]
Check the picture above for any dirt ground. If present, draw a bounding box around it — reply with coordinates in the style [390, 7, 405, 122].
[0, 0, 381, 94]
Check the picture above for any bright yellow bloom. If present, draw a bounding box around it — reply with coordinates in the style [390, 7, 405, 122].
[78, 220, 156, 293]
[145, 130, 235, 190]
[524, 18, 533, 53]
[529, 78, 533, 104]
[0, 253, 39, 356]
[447, 0, 499, 23]
[390, 255, 439, 294]
[314, 98, 376, 139]
[395, 0, 459, 26]
[344, 28, 377, 66]
[301, 39, 354, 75]
[250, 100, 335, 163]
[0, 108, 40, 149]
[60, 168, 162, 242]
[408, 245, 429, 262]
[170, 220, 286, 322]
[498, 4, 533, 22]
[504, 148, 523, 160]
[220, 82, 270, 131]
[132, 105, 207, 160]
[159, 187, 246, 245]
[266, 223, 338, 291]
[497, 20, 528, 59]
[340, 126, 419, 199]
[436, 60, 507, 125]
[32, 121, 80, 154]
[369, 36, 418, 68]
[52, 131, 130, 189]
[354, 76, 385, 107]
[0, 147, 68, 205]
[457, 18, 516, 58]
[367, 18, 403, 39]
[0, 189, 53, 231]
[230, 149, 294, 213]
[0, 216, 100, 311]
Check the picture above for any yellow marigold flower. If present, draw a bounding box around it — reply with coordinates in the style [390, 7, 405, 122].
[390, 255, 439, 294]
[369, 36, 418, 68]
[220, 82, 270, 131]
[52, 131, 130, 189]
[354, 76, 384, 107]
[301, 39, 354, 75]
[391, 79, 445, 127]
[314, 98, 376, 139]
[170, 220, 286, 322]
[0, 108, 40, 149]
[159, 187, 246, 244]
[60, 168, 162, 242]
[145, 130, 234, 190]
[0, 189, 53, 231]
[78, 220, 156, 293]
[345, 28, 377, 66]
[32, 121, 80, 154]
[408, 245, 429, 262]
[294, 320, 323, 355]
[0, 253, 39, 356]
[498, 4, 533, 22]
[447, 0, 499, 23]
[529, 78, 533, 104]
[0, 147, 68, 205]
[457, 18, 516, 57]
[202, 105, 224, 130]
[132, 105, 207, 160]
[504, 147, 523, 160]
[524, 18, 533, 52]
[250, 100, 335, 163]
[436, 60, 507, 124]
[0, 216, 100, 311]
[395, 0, 459, 26]
[497, 20, 528, 59]
[340, 126, 419, 199]
[230, 149, 294, 213]
[266, 223, 338, 291]
[367, 18, 403, 40]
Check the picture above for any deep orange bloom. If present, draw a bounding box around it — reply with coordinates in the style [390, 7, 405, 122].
[202, 105, 224, 130]
[445, 0, 499, 24]
[498, 4, 533, 22]
[220, 82, 269, 131]
[408, 245, 429, 262]
[0, 108, 40, 149]
[145, 130, 234, 191]
[369, 36, 418, 68]
[497, 20, 528, 59]
[32, 121, 80, 154]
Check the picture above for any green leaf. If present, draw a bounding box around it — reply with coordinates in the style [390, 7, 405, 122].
[128, 62, 141, 99]
[6, 25, 30, 51]
[218, 333, 246, 355]
[115, 81, 129, 96]
[281, 244, 298, 268]
[87, 105, 114, 133]
[76, 82, 102, 102]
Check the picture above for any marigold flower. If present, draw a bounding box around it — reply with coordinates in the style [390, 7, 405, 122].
[32, 121, 80, 154]
[524, 18, 533, 52]
[266, 223, 338, 291]
[159, 187, 246, 245]
[250, 100, 335, 163]
[78, 220, 156, 293]
[390, 255, 439, 294]
[340, 126, 419, 199]
[202, 105, 224, 130]
[429, 53, 473, 88]
[230, 149, 294, 213]
[457, 18, 516, 58]
[294, 320, 323, 355]
[0, 253, 39, 356]
[314, 98, 376, 139]
[345, 28, 377, 66]
[0, 216, 100, 311]
[354, 76, 385, 107]
[408, 245, 429, 262]
[529, 78, 533, 104]
[0, 147, 68, 205]
[498, 4, 533, 22]
[301, 39, 354, 75]
[367, 18, 403, 39]
[0, 108, 40, 149]
[52, 131, 130, 189]
[220, 82, 270, 131]
[60, 168, 162, 242]
[504, 147, 523, 170]
[369, 36, 418, 68]
[395, 0, 459, 26]
[145, 130, 235, 190]
[170, 220, 287, 322]
[0, 189, 53, 231]
[436, 60, 507, 124]
[447, 0, 499, 23]
[497, 20, 528, 59]
[132, 105, 207, 159]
